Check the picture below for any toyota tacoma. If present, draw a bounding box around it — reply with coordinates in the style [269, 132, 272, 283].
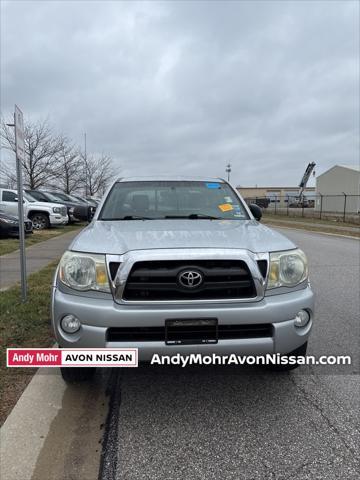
[51, 177, 314, 382]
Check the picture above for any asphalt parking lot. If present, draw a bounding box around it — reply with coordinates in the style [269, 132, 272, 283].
[103, 229, 360, 480]
[1, 228, 359, 480]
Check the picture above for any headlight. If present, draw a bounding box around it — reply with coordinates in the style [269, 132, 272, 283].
[69, 207, 74, 214]
[53, 207, 61, 213]
[59, 251, 110, 292]
[267, 249, 308, 289]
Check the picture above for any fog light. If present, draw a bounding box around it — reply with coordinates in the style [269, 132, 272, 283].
[61, 314, 81, 333]
[294, 310, 310, 328]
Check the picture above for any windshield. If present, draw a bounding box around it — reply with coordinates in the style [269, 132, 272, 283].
[100, 181, 248, 220]
[69, 195, 86, 204]
[23, 192, 36, 202]
[51, 192, 70, 201]
[43, 191, 62, 202]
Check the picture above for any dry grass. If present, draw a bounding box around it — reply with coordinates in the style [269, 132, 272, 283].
[0, 262, 58, 425]
[263, 217, 359, 238]
[0, 223, 84, 256]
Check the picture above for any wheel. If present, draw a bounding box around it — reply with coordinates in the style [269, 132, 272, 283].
[267, 342, 308, 372]
[60, 367, 96, 383]
[30, 212, 50, 230]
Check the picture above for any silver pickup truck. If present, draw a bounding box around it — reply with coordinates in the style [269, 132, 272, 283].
[52, 177, 314, 382]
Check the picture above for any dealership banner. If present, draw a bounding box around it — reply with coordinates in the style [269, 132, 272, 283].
[6, 348, 138, 367]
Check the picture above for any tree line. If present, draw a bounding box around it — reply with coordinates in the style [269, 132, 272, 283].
[0, 117, 115, 196]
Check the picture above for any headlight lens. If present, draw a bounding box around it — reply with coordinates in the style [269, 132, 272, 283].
[53, 207, 61, 213]
[268, 249, 308, 289]
[59, 251, 110, 292]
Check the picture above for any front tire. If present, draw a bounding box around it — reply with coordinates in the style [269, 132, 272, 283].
[267, 342, 308, 372]
[30, 212, 50, 230]
[60, 367, 96, 383]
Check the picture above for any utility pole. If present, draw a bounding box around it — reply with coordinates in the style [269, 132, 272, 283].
[226, 163, 232, 182]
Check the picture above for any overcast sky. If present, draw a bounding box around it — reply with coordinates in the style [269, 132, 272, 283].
[1, 0, 358, 187]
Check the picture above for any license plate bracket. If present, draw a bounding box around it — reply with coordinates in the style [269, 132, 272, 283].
[165, 318, 218, 345]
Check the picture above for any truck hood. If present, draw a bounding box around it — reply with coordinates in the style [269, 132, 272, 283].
[70, 219, 296, 254]
[28, 201, 65, 210]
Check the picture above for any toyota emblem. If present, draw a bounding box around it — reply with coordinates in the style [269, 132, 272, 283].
[178, 270, 204, 288]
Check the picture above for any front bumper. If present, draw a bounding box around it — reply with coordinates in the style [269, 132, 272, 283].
[69, 214, 80, 223]
[52, 285, 315, 361]
[0, 221, 33, 237]
[50, 214, 68, 226]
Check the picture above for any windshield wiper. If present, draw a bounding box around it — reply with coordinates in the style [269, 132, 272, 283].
[103, 213, 226, 221]
[164, 213, 223, 220]
[101, 215, 155, 221]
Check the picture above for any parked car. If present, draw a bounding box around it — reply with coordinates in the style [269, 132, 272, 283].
[52, 177, 314, 383]
[46, 191, 94, 218]
[86, 197, 100, 206]
[246, 197, 270, 209]
[72, 194, 98, 208]
[26, 190, 80, 223]
[0, 188, 68, 230]
[0, 210, 33, 238]
[49, 192, 85, 205]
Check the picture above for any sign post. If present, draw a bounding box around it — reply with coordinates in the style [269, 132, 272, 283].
[14, 105, 27, 302]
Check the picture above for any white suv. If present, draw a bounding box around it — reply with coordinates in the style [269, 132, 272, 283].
[0, 188, 68, 230]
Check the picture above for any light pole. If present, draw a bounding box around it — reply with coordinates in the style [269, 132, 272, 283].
[226, 163, 231, 182]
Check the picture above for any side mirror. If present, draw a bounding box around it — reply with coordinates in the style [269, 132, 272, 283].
[73, 205, 95, 223]
[249, 203, 262, 221]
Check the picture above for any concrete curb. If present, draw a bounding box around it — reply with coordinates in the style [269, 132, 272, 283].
[0, 369, 66, 480]
[0, 367, 109, 480]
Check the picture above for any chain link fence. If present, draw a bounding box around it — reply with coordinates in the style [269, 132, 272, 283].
[244, 194, 360, 224]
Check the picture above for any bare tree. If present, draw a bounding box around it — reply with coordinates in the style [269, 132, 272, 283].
[0, 118, 65, 189]
[53, 144, 83, 194]
[81, 153, 115, 196]
[0, 154, 17, 187]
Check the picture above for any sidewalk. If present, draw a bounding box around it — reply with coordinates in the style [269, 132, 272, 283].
[0, 230, 80, 290]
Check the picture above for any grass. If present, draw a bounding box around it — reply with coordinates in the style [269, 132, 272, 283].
[0, 261, 58, 425]
[263, 215, 360, 238]
[0, 223, 85, 256]
[263, 213, 359, 228]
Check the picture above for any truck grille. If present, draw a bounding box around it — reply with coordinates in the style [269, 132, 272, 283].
[25, 221, 33, 232]
[60, 206, 67, 216]
[122, 260, 256, 301]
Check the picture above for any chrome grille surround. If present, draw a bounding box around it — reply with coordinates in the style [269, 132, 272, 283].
[106, 249, 269, 305]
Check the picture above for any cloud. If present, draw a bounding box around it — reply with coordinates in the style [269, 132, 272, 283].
[1, 0, 358, 187]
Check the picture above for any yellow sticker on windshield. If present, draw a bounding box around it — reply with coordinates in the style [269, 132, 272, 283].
[218, 203, 233, 212]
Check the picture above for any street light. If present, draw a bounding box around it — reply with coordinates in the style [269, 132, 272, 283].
[226, 163, 231, 182]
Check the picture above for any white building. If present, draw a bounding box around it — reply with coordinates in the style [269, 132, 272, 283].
[316, 165, 360, 213]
